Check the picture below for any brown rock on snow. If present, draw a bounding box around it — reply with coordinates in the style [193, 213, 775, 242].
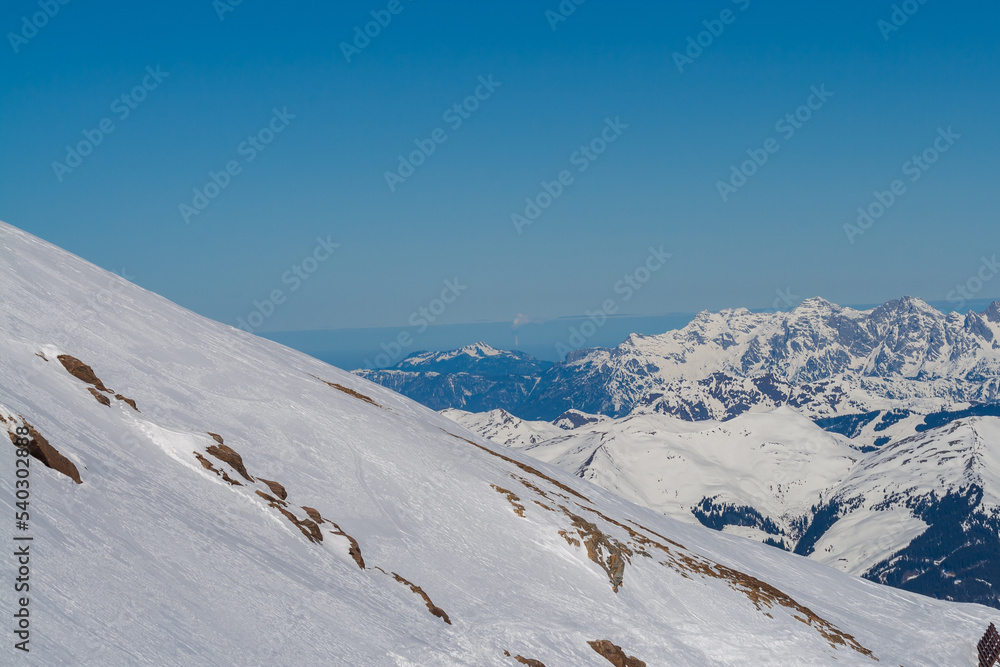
[206, 443, 253, 482]
[258, 478, 288, 500]
[88, 387, 111, 406]
[503, 651, 546, 666]
[8, 419, 82, 484]
[587, 640, 646, 667]
[114, 394, 139, 411]
[57, 354, 112, 393]
[388, 571, 451, 625]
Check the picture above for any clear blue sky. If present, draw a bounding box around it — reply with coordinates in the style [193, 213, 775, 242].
[2, 1, 998, 343]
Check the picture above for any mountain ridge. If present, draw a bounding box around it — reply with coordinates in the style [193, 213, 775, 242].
[357, 295, 1000, 445]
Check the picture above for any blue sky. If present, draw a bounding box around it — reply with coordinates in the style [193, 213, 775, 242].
[2, 1, 999, 363]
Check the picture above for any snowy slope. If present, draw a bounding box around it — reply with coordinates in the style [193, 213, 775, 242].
[441, 408, 566, 448]
[1, 219, 998, 666]
[450, 407, 862, 550]
[800, 417, 1000, 605]
[448, 404, 1000, 608]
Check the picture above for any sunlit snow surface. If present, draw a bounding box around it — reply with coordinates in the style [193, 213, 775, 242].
[0, 220, 996, 665]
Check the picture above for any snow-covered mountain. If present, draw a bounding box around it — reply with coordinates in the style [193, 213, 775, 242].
[393, 342, 551, 376]
[355, 344, 551, 414]
[358, 299, 1000, 447]
[442, 408, 567, 448]
[560, 297, 1000, 420]
[446, 406, 1000, 609]
[798, 417, 1000, 605]
[3, 220, 998, 665]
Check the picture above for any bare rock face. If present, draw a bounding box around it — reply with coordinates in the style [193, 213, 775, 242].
[58, 354, 111, 392]
[58, 354, 139, 410]
[503, 651, 546, 666]
[88, 387, 111, 406]
[258, 478, 288, 500]
[587, 640, 646, 667]
[205, 440, 253, 482]
[7, 418, 82, 484]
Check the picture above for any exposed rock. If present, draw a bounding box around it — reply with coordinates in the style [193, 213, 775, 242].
[206, 443, 253, 481]
[220, 471, 242, 486]
[194, 452, 220, 474]
[559, 505, 630, 592]
[503, 651, 545, 666]
[258, 478, 287, 500]
[255, 490, 286, 507]
[114, 394, 139, 411]
[329, 522, 365, 569]
[504, 471, 874, 658]
[293, 514, 323, 542]
[58, 354, 138, 411]
[301, 506, 324, 523]
[449, 433, 591, 503]
[388, 571, 451, 624]
[88, 387, 111, 406]
[587, 640, 645, 667]
[194, 452, 242, 486]
[310, 374, 381, 407]
[8, 418, 81, 484]
[57, 354, 112, 393]
[490, 484, 525, 517]
[207, 432, 225, 445]
[255, 491, 321, 543]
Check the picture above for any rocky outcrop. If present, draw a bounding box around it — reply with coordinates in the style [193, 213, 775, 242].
[6, 416, 81, 484]
[205, 438, 253, 482]
[58, 354, 139, 411]
[587, 640, 645, 667]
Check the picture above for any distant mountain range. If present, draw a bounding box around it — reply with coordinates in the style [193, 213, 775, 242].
[355, 297, 1000, 446]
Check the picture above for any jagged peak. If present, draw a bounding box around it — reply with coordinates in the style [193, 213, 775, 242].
[792, 296, 837, 312]
[875, 295, 943, 317]
[454, 341, 503, 357]
[983, 301, 1000, 323]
